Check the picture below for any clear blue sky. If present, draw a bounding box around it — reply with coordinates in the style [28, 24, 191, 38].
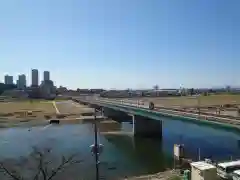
[0, 0, 239, 90]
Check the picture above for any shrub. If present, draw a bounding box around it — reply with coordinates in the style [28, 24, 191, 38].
[168, 175, 182, 180]
[44, 115, 52, 119]
[56, 114, 66, 119]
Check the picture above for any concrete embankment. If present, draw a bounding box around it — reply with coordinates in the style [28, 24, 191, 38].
[125, 170, 181, 180]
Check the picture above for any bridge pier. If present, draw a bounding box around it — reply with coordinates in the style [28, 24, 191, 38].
[103, 107, 131, 121]
[89, 104, 101, 109]
[133, 115, 162, 138]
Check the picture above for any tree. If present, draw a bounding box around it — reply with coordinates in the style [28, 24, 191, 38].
[190, 88, 194, 96]
[0, 147, 82, 180]
[153, 85, 159, 90]
[153, 85, 159, 97]
[226, 85, 231, 93]
[0, 83, 17, 95]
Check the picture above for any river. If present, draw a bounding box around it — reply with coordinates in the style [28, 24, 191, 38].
[1, 115, 240, 179]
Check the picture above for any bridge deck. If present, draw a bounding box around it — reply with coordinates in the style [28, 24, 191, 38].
[76, 98, 240, 131]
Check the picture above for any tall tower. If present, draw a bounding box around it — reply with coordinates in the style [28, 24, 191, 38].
[18, 74, 26, 89]
[4, 75, 13, 85]
[31, 69, 39, 86]
[43, 71, 50, 81]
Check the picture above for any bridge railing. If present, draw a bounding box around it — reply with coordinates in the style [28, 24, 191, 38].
[97, 98, 146, 108]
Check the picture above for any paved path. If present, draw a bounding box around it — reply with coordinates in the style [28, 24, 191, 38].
[54, 100, 94, 115]
[52, 101, 60, 114]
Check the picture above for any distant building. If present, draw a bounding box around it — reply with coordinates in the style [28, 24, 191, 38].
[58, 86, 68, 93]
[43, 71, 50, 81]
[40, 80, 56, 99]
[17, 74, 26, 89]
[4, 75, 13, 85]
[31, 69, 39, 86]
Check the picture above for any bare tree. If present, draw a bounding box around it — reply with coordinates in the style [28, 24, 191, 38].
[153, 85, 159, 97]
[153, 85, 159, 91]
[0, 147, 82, 180]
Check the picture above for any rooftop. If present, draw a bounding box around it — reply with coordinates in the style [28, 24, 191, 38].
[191, 161, 216, 171]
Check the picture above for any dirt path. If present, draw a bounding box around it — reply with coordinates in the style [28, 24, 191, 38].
[52, 101, 60, 114]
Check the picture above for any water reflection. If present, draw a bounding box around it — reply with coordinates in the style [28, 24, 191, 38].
[102, 134, 172, 173]
[1, 116, 240, 179]
[162, 116, 240, 161]
[98, 120, 121, 132]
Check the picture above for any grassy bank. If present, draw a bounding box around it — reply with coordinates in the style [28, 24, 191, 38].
[129, 94, 240, 108]
[0, 99, 95, 128]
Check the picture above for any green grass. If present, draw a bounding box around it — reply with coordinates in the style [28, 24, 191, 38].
[137, 94, 240, 108]
[167, 175, 182, 180]
[0, 100, 56, 114]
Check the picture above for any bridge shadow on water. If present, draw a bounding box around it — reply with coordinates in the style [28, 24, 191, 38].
[100, 115, 240, 164]
[101, 132, 173, 177]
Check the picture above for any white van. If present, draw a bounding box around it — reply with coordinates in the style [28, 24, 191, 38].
[217, 160, 240, 179]
[233, 170, 240, 180]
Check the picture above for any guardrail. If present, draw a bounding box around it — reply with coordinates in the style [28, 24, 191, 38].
[88, 98, 240, 126]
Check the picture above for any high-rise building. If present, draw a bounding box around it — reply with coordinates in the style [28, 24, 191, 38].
[31, 69, 39, 86]
[4, 75, 13, 85]
[18, 74, 26, 89]
[43, 71, 50, 81]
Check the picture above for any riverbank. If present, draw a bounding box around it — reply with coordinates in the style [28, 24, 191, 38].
[126, 170, 181, 180]
[0, 100, 95, 128]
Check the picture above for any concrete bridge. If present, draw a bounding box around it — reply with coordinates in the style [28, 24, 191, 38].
[72, 96, 240, 138]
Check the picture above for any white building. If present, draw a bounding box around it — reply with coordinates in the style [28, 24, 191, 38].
[17, 74, 26, 89]
[31, 69, 39, 86]
[4, 75, 13, 85]
[43, 71, 50, 81]
[191, 161, 217, 180]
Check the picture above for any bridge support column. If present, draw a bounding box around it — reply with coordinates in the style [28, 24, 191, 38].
[133, 115, 162, 138]
[89, 104, 101, 109]
[103, 107, 130, 121]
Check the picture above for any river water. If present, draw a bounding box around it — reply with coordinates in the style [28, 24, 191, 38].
[1, 116, 240, 179]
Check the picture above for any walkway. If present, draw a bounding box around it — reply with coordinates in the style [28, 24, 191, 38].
[52, 101, 60, 114]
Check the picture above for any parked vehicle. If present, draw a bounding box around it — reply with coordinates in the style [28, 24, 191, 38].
[232, 170, 240, 180]
[217, 160, 240, 179]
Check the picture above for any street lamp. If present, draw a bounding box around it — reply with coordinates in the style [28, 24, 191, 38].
[194, 93, 201, 116]
[90, 108, 104, 180]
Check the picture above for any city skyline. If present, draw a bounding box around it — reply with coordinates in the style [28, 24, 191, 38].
[0, 0, 240, 89]
[1, 69, 51, 87]
[1, 68, 239, 90]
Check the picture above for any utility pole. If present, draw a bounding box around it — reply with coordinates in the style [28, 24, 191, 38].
[198, 147, 201, 161]
[94, 108, 99, 180]
[90, 108, 103, 180]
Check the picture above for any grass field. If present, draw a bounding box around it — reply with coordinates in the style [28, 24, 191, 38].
[127, 94, 240, 108]
[0, 100, 95, 122]
[0, 100, 56, 121]
[0, 100, 55, 114]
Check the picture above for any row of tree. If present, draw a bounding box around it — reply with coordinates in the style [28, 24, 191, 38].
[0, 83, 17, 95]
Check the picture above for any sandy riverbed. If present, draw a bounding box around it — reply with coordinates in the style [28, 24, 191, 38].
[0, 100, 95, 128]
